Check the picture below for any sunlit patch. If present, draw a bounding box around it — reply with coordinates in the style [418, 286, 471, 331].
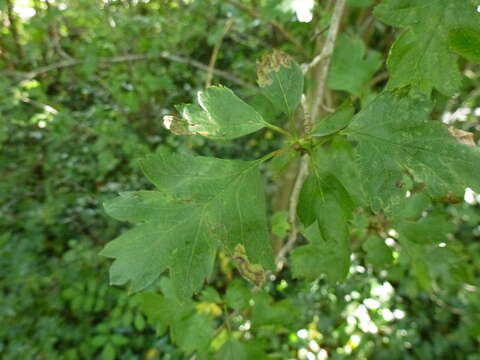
[442, 107, 473, 124]
[308, 340, 320, 352]
[371, 282, 394, 302]
[14, 0, 35, 20]
[298, 348, 315, 360]
[393, 309, 406, 319]
[349, 334, 362, 348]
[350, 265, 366, 274]
[354, 304, 378, 333]
[477, 5, 480, 13]
[297, 329, 309, 339]
[38, 120, 47, 129]
[363, 298, 381, 310]
[385, 237, 396, 247]
[380, 308, 394, 321]
[464, 187, 477, 205]
[387, 229, 398, 238]
[317, 348, 328, 360]
[239, 320, 251, 331]
[438, 242, 447, 248]
[292, 0, 314, 22]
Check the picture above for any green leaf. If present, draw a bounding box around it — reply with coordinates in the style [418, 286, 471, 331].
[295, 167, 353, 283]
[217, 339, 267, 360]
[101, 153, 274, 298]
[298, 170, 355, 228]
[313, 137, 366, 206]
[291, 223, 350, 282]
[200, 287, 222, 303]
[138, 279, 216, 355]
[164, 86, 267, 140]
[396, 213, 455, 244]
[271, 211, 290, 238]
[390, 192, 431, 221]
[328, 35, 383, 96]
[448, 27, 480, 64]
[346, 92, 480, 211]
[217, 339, 249, 360]
[251, 291, 299, 327]
[101, 343, 116, 360]
[348, 0, 375, 7]
[268, 148, 298, 177]
[257, 50, 304, 119]
[362, 235, 393, 268]
[374, 0, 480, 95]
[225, 279, 252, 312]
[312, 101, 355, 137]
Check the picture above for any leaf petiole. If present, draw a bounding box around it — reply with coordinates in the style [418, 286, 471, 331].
[264, 122, 294, 139]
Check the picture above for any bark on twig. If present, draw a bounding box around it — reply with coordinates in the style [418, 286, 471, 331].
[275, 0, 347, 271]
[205, 19, 234, 88]
[6, 0, 24, 62]
[309, 0, 346, 124]
[275, 153, 309, 270]
[8, 52, 253, 89]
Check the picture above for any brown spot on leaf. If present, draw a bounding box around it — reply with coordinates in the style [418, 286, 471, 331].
[442, 192, 462, 204]
[232, 244, 265, 287]
[256, 50, 293, 87]
[448, 127, 476, 147]
[162, 115, 191, 136]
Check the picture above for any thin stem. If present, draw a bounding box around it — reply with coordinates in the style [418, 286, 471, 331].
[7, 52, 253, 89]
[309, 0, 346, 124]
[255, 147, 289, 165]
[264, 122, 294, 139]
[274, 0, 347, 271]
[275, 153, 309, 271]
[205, 19, 234, 88]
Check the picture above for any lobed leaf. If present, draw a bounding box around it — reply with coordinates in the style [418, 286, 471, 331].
[327, 35, 383, 96]
[101, 153, 274, 298]
[374, 0, 480, 95]
[346, 92, 480, 212]
[294, 163, 354, 283]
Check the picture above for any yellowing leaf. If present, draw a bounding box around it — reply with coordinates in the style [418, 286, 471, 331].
[232, 244, 266, 287]
[196, 302, 222, 317]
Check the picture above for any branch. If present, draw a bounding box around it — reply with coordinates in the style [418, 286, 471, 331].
[275, 0, 347, 271]
[309, 0, 346, 124]
[275, 153, 309, 271]
[10, 52, 253, 89]
[6, 0, 24, 62]
[205, 19, 234, 88]
[227, 0, 306, 54]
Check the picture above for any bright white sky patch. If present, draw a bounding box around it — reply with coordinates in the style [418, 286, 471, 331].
[393, 309, 406, 319]
[14, 0, 36, 20]
[464, 187, 477, 205]
[292, 0, 314, 22]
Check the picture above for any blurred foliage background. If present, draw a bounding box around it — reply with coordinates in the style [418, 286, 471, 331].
[1, 0, 479, 359]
